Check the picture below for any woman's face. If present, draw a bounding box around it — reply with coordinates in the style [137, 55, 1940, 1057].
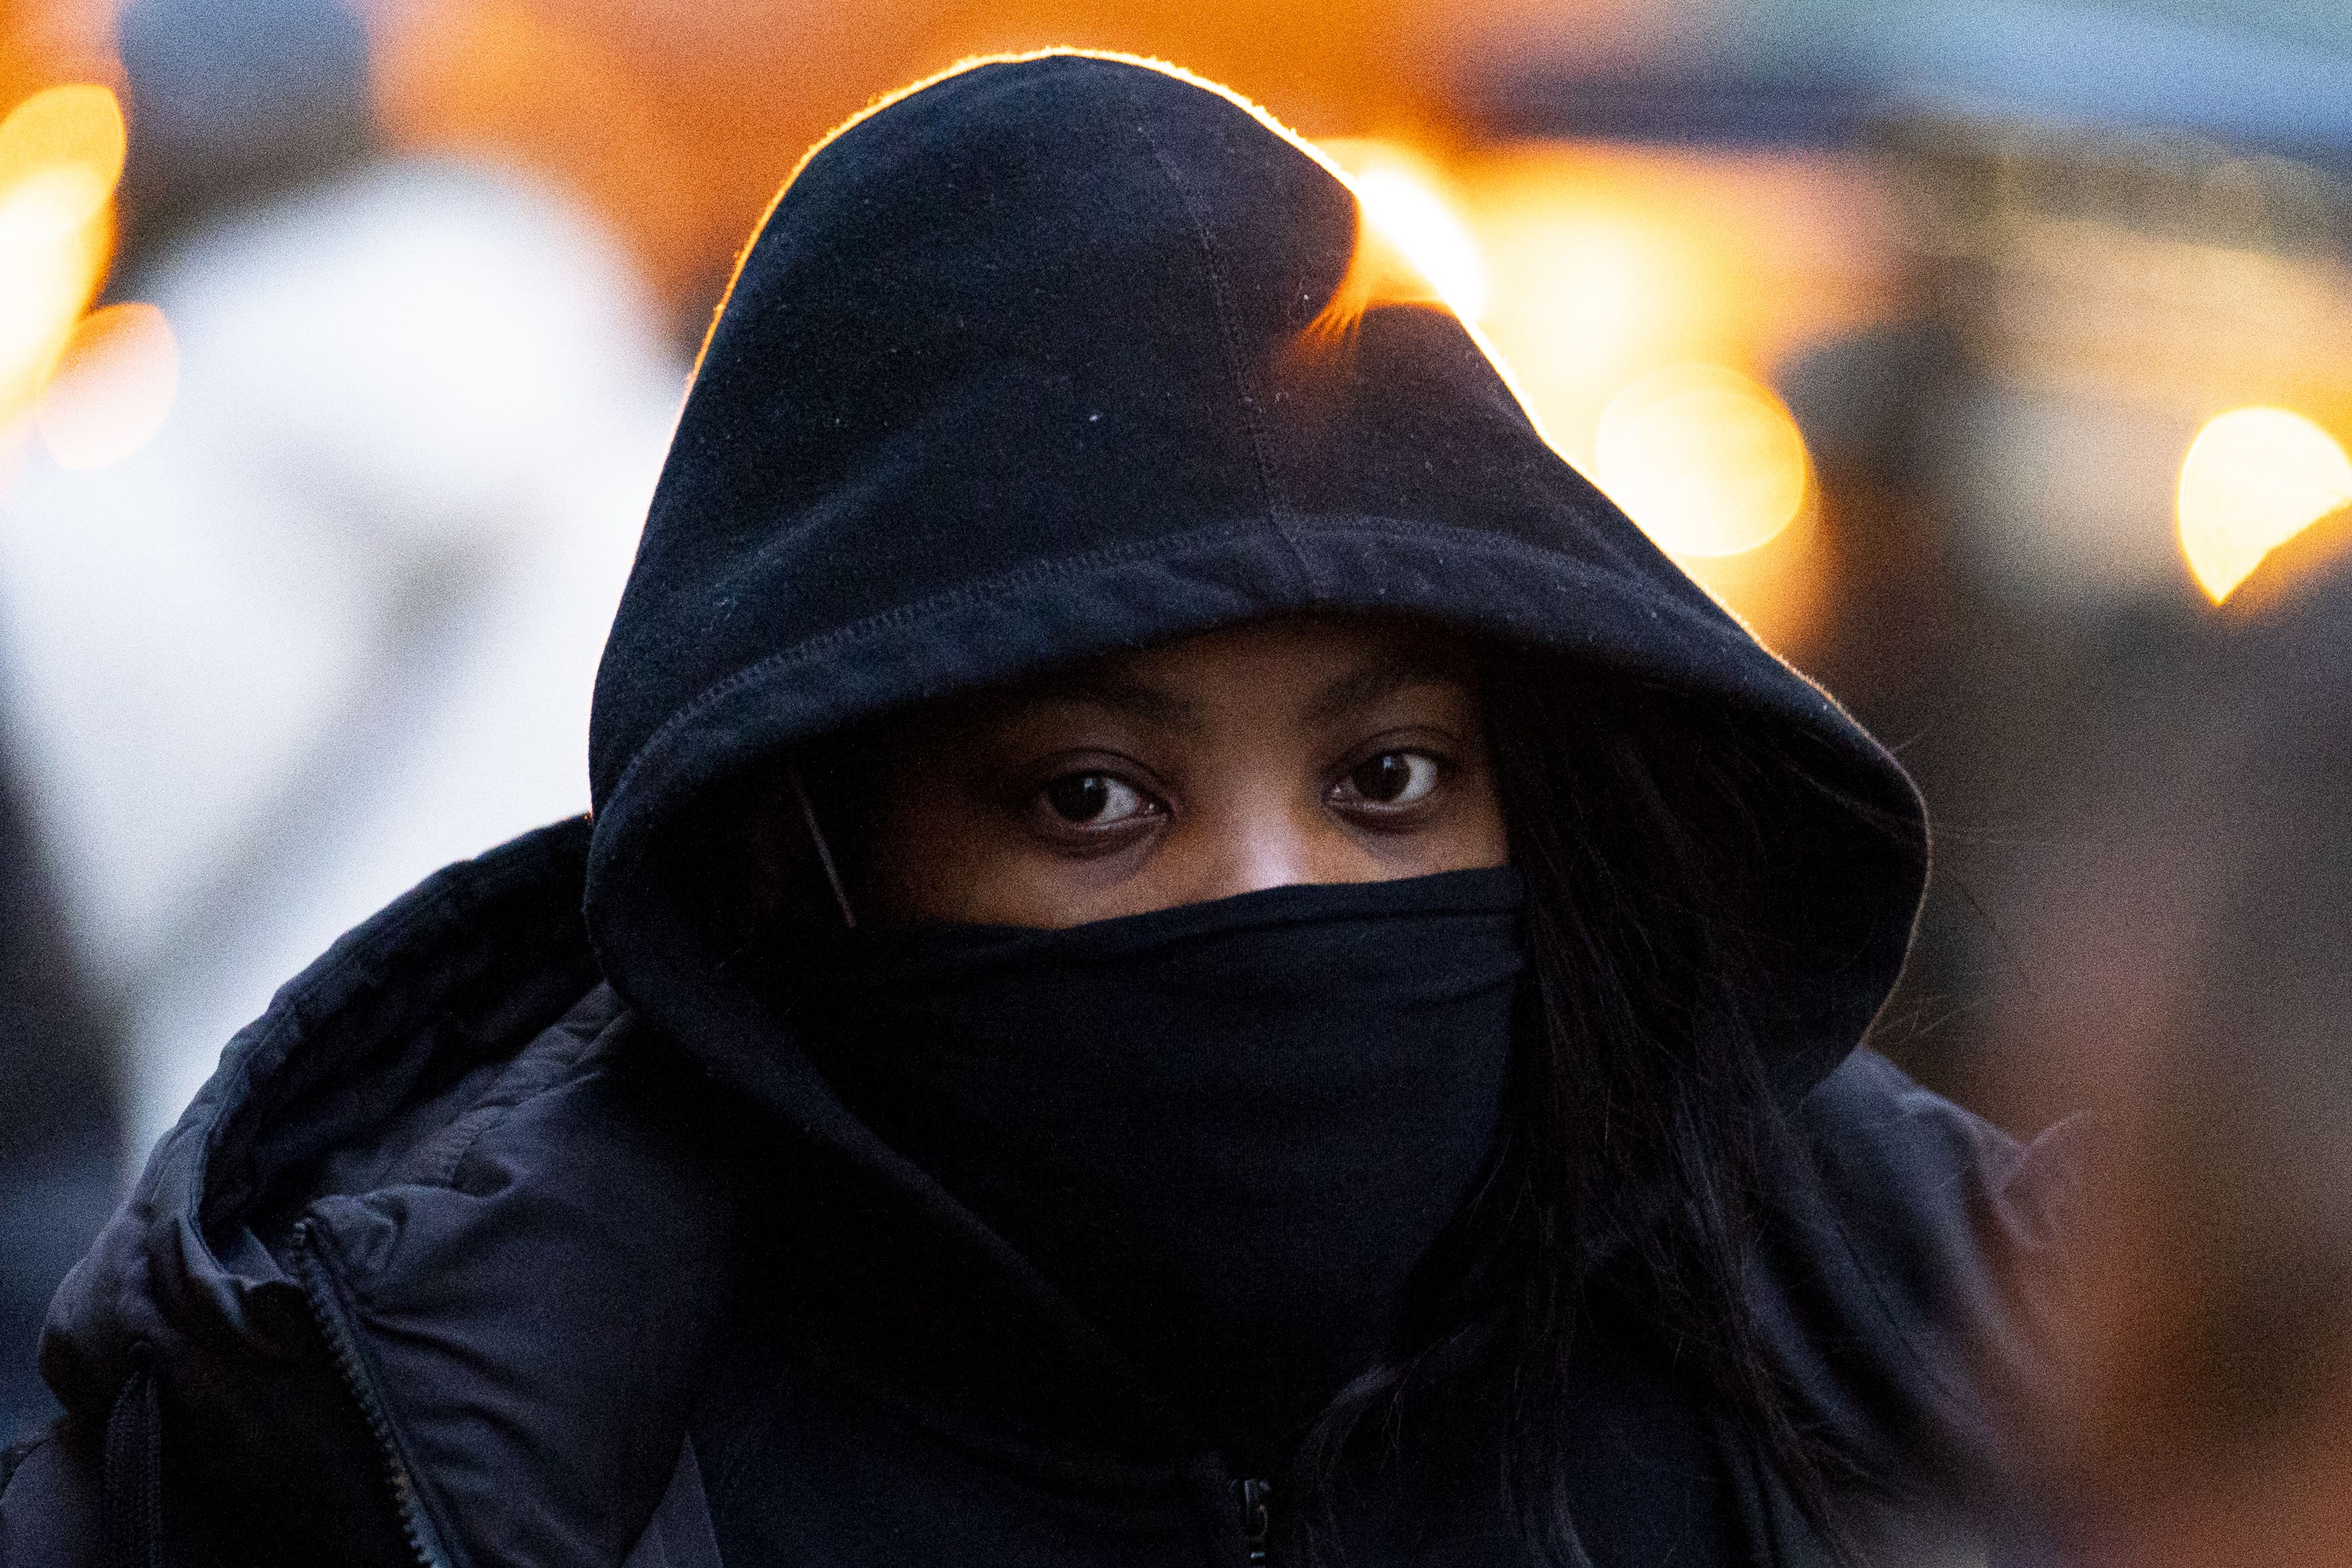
[840, 618, 1509, 928]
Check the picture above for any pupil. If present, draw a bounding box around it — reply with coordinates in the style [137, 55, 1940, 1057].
[1358, 754, 1410, 802]
[1047, 774, 1111, 822]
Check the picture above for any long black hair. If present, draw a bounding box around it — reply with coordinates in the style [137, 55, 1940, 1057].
[1289, 650, 1906, 1564]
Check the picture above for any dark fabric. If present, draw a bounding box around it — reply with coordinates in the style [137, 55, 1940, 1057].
[0, 1424, 104, 1568]
[781, 868, 1523, 1474]
[617, 1439, 725, 1568]
[0, 824, 2075, 1568]
[691, 1254, 1742, 1568]
[584, 53, 1926, 1114]
[13, 822, 752, 1568]
[3, 49, 2071, 1568]
[100, 1361, 160, 1568]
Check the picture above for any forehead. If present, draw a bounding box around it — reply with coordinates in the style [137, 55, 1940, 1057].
[965, 616, 1482, 732]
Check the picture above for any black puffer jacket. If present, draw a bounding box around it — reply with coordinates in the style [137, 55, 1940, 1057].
[1, 52, 2074, 1568]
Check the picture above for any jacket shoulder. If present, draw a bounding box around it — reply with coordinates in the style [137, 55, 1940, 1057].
[1798, 1047, 2081, 1303]
[0, 1424, 100, 1568]
[1773, 1049, 2083, 1483]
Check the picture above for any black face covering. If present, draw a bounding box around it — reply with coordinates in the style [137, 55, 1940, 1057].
[783, 867, 1524, 1470]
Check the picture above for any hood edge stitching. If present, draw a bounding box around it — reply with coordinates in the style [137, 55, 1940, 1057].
[591, 512, 1752, 825]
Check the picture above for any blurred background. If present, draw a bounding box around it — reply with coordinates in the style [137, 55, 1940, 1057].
[4, 0, 2351, 1554]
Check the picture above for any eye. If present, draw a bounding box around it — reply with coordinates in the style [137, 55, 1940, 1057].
[1039, 771, 1158, 829]
[1331, 751, 1441, 813]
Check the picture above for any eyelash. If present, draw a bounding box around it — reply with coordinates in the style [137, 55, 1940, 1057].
[1014, 755, 1168, 853]
[1021, 743, 1454, 848]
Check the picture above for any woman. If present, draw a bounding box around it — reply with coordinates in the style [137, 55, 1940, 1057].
[1, 52, 2071, 1567]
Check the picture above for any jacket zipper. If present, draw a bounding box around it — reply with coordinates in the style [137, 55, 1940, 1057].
[1234, 1476, 1273, 1565]
[291, 1221, 444, 1568]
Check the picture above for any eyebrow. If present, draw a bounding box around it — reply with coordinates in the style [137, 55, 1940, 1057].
[1007, 670, 1202, 731]
[1302, 653, 1464, 727]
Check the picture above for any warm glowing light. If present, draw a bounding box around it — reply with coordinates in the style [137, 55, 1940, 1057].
[1453, 146, 1883, 652]
[35, 303, 178, 470]
[0, 84, 125, 198]
[1593, 364, 1810, 557]
[1347, 165, 1487, 321]
[0, 84, 125, 423]
[2178, 407, 2352, 603]
[1311, 140, 1488, 328]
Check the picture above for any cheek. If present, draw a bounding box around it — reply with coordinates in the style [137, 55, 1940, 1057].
[888, 853, 1184, 930]
[858, 793, 1164, 929]
[1456, 779, 1512, 868]
[1325, 803, 1510, 879]
[1159, 787, 1510, 903]
[852, 777, 999, 925]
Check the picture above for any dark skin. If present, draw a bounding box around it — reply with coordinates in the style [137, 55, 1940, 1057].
[816, 618, 1509, 929]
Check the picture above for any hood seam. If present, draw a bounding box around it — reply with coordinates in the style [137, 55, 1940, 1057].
[1120, 74, 1311, 599]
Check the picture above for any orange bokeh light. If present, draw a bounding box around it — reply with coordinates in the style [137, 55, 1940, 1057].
[1594, 363, 1810, 559]
[2178, 407, 2352, 604]
[36, 301, 179, 470]
[0, 82, 124, 428]
[1458, 144, 1887, 651]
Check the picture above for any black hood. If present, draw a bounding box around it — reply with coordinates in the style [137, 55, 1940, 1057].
[585, 48, 1924, 1092]
[580, 47, 1928, 1447]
